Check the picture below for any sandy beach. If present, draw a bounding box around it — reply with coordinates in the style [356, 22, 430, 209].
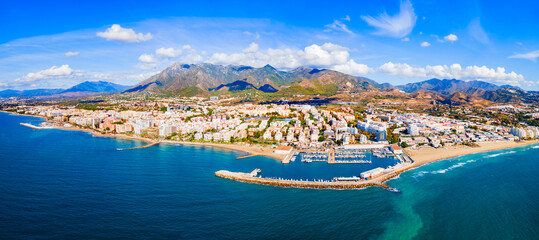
[405, 140, 539, 167]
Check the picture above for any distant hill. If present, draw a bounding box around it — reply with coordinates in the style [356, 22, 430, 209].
[0, 81, 130, 99]
[397, 79, 503, 95]
[209, 80, 258, 92]
[61, 81, 130, 94]
[209, 80, 280, 93]
[124, 63, 379, 95]
[258, 84, 278, 93]
[0, 89, 63, 98]
[395, 78, 539, 103]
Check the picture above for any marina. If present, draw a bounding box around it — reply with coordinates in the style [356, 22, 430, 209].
[217, 144, 414, 189]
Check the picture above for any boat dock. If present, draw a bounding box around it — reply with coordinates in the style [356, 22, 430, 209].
[281, 150, 297, 164]
[300, 148, 371, 164]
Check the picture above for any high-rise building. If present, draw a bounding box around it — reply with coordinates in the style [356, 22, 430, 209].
[408, 123, 419, 136]
[377, 131, 387, 142]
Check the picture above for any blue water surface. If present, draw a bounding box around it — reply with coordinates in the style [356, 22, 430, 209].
[0, 112, 538, 239]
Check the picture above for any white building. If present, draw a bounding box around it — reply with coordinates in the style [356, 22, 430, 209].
[408, 123, 419, 136]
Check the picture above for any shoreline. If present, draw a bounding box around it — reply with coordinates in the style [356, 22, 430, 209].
[215, 140, 539, 190]
[4, 111, 282, 160]
[7, 111, 539, 189]
[404, 140, 539, 167]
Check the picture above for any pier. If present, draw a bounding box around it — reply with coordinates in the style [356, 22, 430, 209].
[281, 150, 296, 164]
[119, 141, 161, 150]
[215, 169, 394, 190]
[235, 154, 259, 159]
[19, 123, 51, 129]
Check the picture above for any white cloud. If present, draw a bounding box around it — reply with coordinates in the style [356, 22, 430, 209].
[467, 18, 489, 45]
[444, 34, 458, 42]
[243, 31, 260, 39]
[16, 65, 83, 82]
[138, 54, 156, 63]
[341, 15, 351, 21]
[65, 51, 79, 57]
[156, 47, 183, 57]
[361, 0, 417, 38]
[181, 54, 204, 63]
[300, 43, 350, 66]
[324, 19, 353, 34]
[378, 62, 525, 85]
[378, 62, 426, 78]
[208, 42, 371, 75]
[401, 37, 410, 42]
[96, 24, 153, 43]
[243, 43, 259, 53]
[332, 59, 373, 75]
[508, 50, 539, 62]
[420, 41, 431, 47]
[136, 54, 158, 70]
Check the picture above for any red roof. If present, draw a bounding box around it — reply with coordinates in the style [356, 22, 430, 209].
[275, 146, 293, 151]
[391, 145, 402, 150]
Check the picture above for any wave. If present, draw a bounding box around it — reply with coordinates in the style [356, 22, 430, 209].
[431, 162, 467, 174]
[413, 171, 429, 178]
[413, 160, 474, 178]
[532, 146, 539, 149]
[486, 151, 516, 158]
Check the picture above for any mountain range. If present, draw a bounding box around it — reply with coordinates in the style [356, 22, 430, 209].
[0, 81, 130, 98]
[2, 63, 537, 105]
[124, 63, 379, 96]
[394, 78, 538, 103]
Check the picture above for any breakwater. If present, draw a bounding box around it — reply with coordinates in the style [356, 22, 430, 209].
[19, 123, 51, 129]
[118, 141, 161, 150]
[215, 170, 393, 190]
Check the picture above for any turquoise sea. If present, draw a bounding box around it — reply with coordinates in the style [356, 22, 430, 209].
[1, 112, 538, 239]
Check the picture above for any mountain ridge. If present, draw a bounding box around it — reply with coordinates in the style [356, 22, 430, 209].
[0, 81, 130, 98]
[124, 63, 379, 95]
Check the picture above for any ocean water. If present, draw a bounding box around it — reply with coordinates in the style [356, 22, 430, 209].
[1, 112, 538, 239]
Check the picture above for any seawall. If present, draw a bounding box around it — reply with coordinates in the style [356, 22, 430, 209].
[215, 170, 391, 190]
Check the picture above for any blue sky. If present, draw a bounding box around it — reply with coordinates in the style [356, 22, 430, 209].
[1, 0, 538, 90]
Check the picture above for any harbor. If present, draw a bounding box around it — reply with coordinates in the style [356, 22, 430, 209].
[216, 144, 414, 190]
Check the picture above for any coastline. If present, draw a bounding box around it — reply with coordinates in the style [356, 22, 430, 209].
[1, 110, 47, 120]
[215, 140, 539, 190]
[404, 140, 539, 167]
[3, 111, 281, 160]
[7, 111, 539, 189]
[378, 140, 539, 184]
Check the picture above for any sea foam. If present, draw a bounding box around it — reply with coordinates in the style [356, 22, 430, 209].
[486, 151, 516, 158]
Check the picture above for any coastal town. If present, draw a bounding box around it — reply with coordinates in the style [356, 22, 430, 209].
[2, 95, 538, 189]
